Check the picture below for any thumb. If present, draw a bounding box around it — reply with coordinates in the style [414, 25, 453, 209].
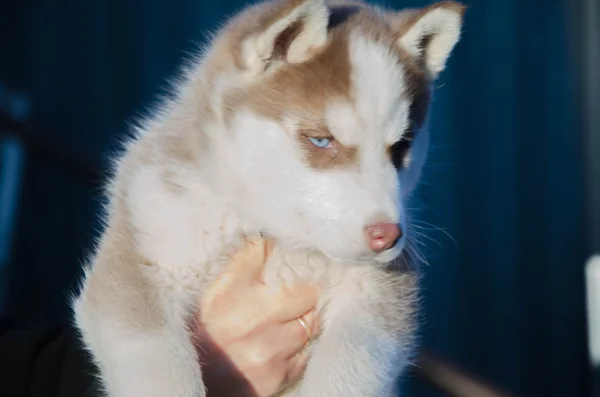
[227, 236, 272, 285]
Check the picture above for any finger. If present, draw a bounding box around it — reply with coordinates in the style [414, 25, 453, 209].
[241, 305, 321, 351]
[271, 315, 315, 359]
[227, 237, 269, 286]
[301, 309, 321, 339]
[240, 313, 311, 366]
[263, 283, 319, 323]
[229, 281, 317, 329]
[200, 239, 268, 322]
[310, 310, 321, 336]
[285, 350, 310, 385]
[264, 238, 275, 259]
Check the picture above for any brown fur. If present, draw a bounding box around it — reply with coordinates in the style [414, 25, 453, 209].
[297, 127, 358, 169]
[72, 2, 465, 396]
[217, 1, 443, 172]
[149, 0, 462, 173]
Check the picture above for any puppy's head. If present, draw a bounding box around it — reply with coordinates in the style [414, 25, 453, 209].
[202, 0, 464, 264]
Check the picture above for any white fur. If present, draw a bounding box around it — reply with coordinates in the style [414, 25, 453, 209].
[242, 0, 329, 72]
[349, 31, 409, 146]
[72, 1, 463, 396]
[398, 7, 463, 77]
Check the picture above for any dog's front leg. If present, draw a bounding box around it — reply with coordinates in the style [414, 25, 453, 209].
[74, 269, 206, 397]
[300, 316, 407, 397]
[299, 272, 417, 397]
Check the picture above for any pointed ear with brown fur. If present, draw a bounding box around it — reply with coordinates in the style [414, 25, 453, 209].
[395, 2, 466, 78]
[241, 0, 330, 75]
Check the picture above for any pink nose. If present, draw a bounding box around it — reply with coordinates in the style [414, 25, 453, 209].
[365, 223, 402, 253]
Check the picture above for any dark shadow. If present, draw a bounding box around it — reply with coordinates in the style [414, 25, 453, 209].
[191, 319, 260, 397]
[328, 5, 362, 30]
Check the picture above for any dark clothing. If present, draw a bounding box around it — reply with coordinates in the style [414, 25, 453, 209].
[0, 318, 99, 397]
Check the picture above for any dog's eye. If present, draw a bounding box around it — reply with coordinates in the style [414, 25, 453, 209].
[390, 138, 412, 170]
[307, 137, 333, 149]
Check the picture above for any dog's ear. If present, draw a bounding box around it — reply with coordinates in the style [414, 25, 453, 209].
[394, 2, 465, 78]
[241, 0, 329, 74]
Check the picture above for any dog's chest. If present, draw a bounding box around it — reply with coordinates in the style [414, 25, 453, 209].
[260, 248, 374, 329]
[262, 247, 344, 288]
[128, 165, 374, 321]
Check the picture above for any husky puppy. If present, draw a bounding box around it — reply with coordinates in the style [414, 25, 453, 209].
[72, 0, 464, 396]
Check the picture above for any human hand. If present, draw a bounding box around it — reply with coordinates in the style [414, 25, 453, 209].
[194, 237, 320, 397]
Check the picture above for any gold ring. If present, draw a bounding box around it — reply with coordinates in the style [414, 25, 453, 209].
[297, 317, 312, 342]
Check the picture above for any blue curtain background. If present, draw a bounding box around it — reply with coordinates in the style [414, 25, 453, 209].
[0, 0, 589, 396]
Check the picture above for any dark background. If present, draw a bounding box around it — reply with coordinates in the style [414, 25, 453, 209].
[0, 0, 596, 396]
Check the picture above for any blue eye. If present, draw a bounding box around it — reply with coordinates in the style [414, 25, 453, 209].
[307, 136, 332, 148]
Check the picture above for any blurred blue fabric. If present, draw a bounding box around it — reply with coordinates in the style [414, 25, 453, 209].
[0, 0, 589, 396]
